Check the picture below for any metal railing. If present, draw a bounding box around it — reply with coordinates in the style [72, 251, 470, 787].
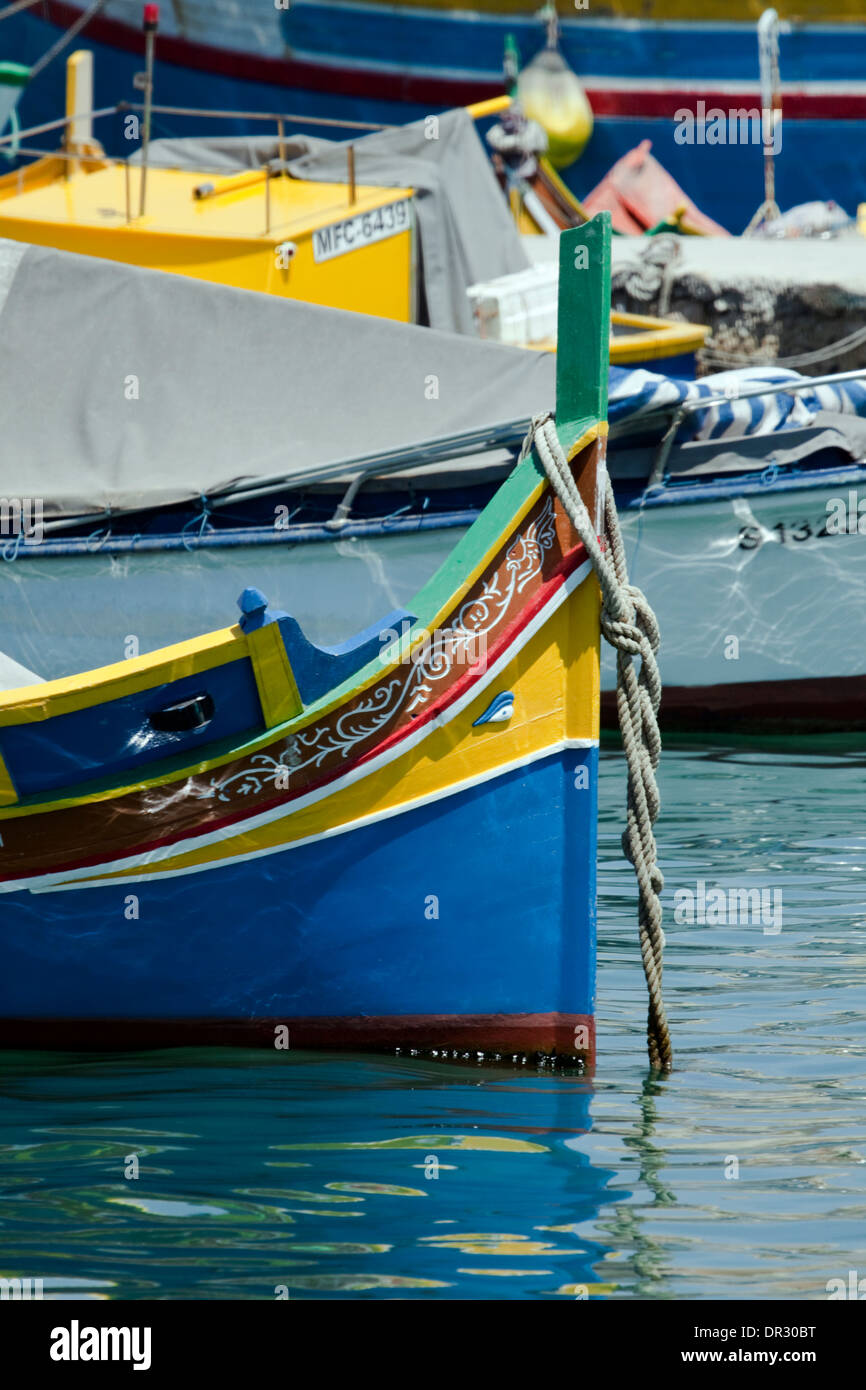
[0, 100, 394, 153]
[0, 100, 401, 224]
[0, 90, 506, 229]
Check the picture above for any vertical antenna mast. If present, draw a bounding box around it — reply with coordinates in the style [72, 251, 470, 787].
[138, 3, 159, 218]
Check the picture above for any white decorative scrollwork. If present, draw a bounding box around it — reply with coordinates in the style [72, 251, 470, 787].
[204, 498, 557, 803]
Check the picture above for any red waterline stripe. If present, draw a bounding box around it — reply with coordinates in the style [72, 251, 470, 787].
[603, 671, 866, 734]
[583, 85, 866, 121]
[6, 542, 589, 883]
[42, 1, 497, 108]
[0, 1010, 596, 1060]
[37, 8, 866, 120]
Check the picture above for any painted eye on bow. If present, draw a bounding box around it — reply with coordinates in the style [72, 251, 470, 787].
[473, 692, 515, 726]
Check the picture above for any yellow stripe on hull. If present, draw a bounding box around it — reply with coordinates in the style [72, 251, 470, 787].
[0, 625, 242, 726]
[62, 569, 601, 885]
[610, 313, 708, 366]
[527, 316, 707, 365]
[246, 622, 303, 728]
[0, 750, 17, 808]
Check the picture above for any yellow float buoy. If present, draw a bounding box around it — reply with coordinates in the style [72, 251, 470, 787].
[517, 15, 594, 170]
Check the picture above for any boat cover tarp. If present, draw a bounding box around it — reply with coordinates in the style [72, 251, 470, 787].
[131, 108, 530, 335]
[0, 236, 552, 519]
[0, 647, 42, 690]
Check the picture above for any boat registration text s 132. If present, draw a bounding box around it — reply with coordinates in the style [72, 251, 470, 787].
[312, 199, 412, 263]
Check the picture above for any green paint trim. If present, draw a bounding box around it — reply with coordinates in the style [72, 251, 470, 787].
[556, 216, 611, 456]
[0, 62, 31, 88]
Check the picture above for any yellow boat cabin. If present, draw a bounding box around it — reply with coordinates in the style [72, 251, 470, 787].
[0, 153, 416, 320]
[0, 102, 420, 324]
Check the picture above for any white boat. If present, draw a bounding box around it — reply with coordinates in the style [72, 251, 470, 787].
[608, 464, 866, 730]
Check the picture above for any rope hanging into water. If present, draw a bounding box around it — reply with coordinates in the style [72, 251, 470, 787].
[520, 414, 672, 1072]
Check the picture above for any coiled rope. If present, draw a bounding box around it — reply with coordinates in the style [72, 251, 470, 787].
[521, 414, 672, 1071]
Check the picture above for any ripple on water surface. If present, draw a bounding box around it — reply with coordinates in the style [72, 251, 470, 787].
[1, 749, 864, 1299]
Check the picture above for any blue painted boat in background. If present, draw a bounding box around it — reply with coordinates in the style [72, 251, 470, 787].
[4, 1, 866, 231]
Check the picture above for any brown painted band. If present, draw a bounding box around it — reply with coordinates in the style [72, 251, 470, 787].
[603, 674, 866, 734]
[0, 1011, 596, 1061]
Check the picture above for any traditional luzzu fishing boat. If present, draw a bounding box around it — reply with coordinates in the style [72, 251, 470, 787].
[4, 1, 865, 233]
[0, 215, 665, 1066]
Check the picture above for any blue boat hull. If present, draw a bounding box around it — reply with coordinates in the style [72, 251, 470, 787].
[5, 8, 866, 232]
[0, 748, 598, 1056]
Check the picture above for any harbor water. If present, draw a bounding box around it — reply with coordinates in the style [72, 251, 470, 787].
[2, 746, 864, 1301]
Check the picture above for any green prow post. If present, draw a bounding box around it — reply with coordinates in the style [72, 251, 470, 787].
[384, 213, 613, 662]
[554, 213, 612, 456]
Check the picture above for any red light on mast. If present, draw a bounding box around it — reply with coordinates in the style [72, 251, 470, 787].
[143, 4, 159, 29]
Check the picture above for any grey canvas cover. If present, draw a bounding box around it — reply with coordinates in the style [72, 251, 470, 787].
[0, 647, 42, 690]
[0, 236, 554, 519]
[132, 107, 530, 334]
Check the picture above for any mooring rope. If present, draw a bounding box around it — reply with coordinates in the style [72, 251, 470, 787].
[520, 414, 672, 1071]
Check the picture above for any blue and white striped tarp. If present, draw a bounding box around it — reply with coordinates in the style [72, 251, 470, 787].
[608, 365, 866, 442]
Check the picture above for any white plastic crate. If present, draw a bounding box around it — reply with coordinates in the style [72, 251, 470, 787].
[467, 261, 559, 347]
